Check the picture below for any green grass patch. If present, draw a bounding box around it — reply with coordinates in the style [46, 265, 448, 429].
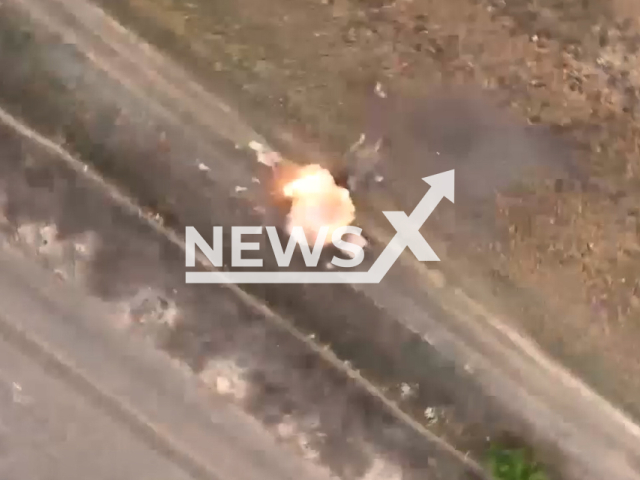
[486, 444, 549, 480]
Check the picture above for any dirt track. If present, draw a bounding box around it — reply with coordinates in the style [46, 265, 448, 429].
[88, 0, 640, 420]
[3, 0, 640, 479]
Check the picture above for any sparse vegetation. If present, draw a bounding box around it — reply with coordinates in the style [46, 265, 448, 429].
[486, 445, 549, 480]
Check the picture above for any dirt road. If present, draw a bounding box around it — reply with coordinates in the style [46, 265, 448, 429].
[2, 0, 640, 479]
[87, 0, 640, 421]
[0, 243, 338, 480]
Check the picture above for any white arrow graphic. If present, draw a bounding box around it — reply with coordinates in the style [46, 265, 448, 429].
[186, 170, 454, 284]
[364, 169, 455, 282]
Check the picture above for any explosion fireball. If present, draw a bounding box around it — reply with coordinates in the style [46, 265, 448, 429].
[281, 164, 356, 247]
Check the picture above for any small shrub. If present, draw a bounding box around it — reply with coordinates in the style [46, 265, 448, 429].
[486, 445, 549, 480]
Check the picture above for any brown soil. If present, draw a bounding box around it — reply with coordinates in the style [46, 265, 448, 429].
[92, 0, 640, 422]
[5, 0, 640, 477]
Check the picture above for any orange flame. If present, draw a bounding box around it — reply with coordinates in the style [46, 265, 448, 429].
[281, 164, 355, 246]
